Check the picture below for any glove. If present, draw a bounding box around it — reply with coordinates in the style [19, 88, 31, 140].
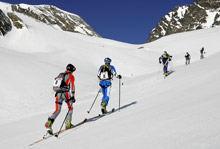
[70, 96, 76, 103]
[159, 61, 161, 64]
[117, 74, 122, 79]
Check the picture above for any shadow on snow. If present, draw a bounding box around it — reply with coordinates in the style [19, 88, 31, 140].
[87, 101, 137, 122]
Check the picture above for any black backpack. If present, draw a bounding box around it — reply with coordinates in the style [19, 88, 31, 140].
[99, 65, 112, 80]
[53, 72, 69, 92]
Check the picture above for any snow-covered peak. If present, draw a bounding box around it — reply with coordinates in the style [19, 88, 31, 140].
[147, 0, 220, 43]
[0, 2, 100, 37]
[0, 1, 10, 6]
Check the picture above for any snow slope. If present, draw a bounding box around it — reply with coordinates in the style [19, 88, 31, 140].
[1, 6, 220, 148]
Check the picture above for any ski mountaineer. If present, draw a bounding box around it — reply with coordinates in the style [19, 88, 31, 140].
[185, 52, 191, 65]
[159, 51, 172, 76]
[200, 47, 205, 59]
[97, 57, 122, 114]
[45, 64, 76, 134]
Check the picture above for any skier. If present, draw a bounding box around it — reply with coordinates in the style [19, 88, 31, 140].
[45, 64, 76, 134]
[97, 57, 121, 114]
[185, 52, 191, 65]
[159, 51, 172, 76]
[200, 47, 205, 59]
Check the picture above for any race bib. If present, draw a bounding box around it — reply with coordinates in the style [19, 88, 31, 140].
[53, 78, 63, 91]
[100, 72, 109, 80]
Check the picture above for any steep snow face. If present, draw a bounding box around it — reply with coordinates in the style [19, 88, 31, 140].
[203, 9, 218, 27]
[0, 2, 100, 37]
[176, 6, 188, 19]
[147, 0, 220, 43]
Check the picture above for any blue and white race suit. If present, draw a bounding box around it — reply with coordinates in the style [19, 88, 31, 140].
[97, 65, 117, 106]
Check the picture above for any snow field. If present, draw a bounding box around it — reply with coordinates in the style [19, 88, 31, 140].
[0, 4, 220, 148]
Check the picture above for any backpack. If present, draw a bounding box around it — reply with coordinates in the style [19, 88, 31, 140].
[161, 54, 168, 60]
[53, 72, 69, 92]
[99, 65, 112, 80]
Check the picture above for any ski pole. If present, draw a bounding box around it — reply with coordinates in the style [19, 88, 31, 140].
[170, 60, 174, 72]
[119, 78, 121, 112]
[55, 102, 73, 137]
[157, 63, 162, 80]
[87, 88, 101, 113]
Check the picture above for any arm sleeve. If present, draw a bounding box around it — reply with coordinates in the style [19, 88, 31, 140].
[159, 56, 162, 62]
[110, 65, 118, 77]
[169, 55, 172, 61]
[69, 74, 75, 93]
[97, 66, 102, 78]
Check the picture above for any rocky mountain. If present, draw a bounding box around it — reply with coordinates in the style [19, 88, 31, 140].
[0, 2, 100, 37]
[147, 0, 220, 43]
[0, 9, 12, 36]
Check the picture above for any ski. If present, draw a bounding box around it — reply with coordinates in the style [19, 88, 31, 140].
[99, 108, 115, 116]
[88, 108, 115, 122]
[164, 70, 174, 79]
[54, 118, 87, 137]
[29, 118, 87, 146]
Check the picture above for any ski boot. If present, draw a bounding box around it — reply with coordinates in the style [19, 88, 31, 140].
[45, 118, 54, 135]
[164, 71, 168, 76]
[101, 102, 107, 114]
[65, 120, 74, 129]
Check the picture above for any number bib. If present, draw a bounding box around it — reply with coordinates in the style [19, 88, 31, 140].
[100, 72, 109, 80]
[53, 73, 69, 92]
[53, 78, 62, 90]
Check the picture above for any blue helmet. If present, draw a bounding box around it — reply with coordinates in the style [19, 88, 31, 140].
[104, 57, 111, 65]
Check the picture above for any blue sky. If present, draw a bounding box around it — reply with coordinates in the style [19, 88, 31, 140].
[1, 0, 195, 44]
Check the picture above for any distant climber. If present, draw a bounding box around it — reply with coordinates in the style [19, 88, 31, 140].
[159, 51, 172, 76]
[200, 47, 205, 59]
[185, 52, 191, 65]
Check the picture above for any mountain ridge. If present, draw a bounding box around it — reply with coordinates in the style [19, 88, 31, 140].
[146, 0, 220, 43]
[0, 2, 100, 37]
